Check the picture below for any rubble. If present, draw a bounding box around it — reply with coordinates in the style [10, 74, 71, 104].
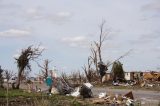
[68, 83, 93, 98]
[98, 92, 107, 98]
[92, 98, 110, 104]
[140, 81, 146, 87]
[79, 83, 93, 98]
[92, 91, 135, 106]
[124, 91, 134, 100]
[126, 98, 134, 106]
[83, 83, 93, 89]
[56, 79, 73, 95]
[70, 87, 80, 97]
[42, 73, 138, 105]
[51, 87, 59, 94]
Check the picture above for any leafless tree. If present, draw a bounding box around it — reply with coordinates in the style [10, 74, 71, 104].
[61, 72, 68, 83]
[78, 71, 83, 84]
[4, 70, 15, 86]
[88, 20, 109, 77]
[71, 71, 78, 84]
[37, 59, 51, 79]
[90, 44, 98, 75]
[4, 70, 15, 106]
[13, 45, 44, 89]
[82, 57, 94, 82]
[94, 20, 109, 62]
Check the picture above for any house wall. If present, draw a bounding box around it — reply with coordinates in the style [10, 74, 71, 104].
[125, 72, 131, 80]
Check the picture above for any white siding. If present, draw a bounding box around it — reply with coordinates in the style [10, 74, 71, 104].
[125, 72, 131, 80]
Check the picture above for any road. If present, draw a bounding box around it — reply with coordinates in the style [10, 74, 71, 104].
[92, 87, 160, 106]
[92, 87, 160, 99]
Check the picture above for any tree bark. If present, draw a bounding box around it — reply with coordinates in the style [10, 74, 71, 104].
[14, 68, 23, 89]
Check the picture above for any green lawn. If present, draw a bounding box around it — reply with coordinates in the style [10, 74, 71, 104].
[0, 88, 91, 106]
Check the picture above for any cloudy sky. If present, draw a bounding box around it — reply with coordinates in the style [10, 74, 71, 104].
[0, 0, 160, 75]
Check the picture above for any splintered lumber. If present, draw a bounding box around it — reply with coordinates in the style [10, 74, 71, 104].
[124, 91, 134, 100]
[92, 98, 110, 104]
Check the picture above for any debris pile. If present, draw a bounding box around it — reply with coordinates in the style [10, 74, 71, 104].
[93, 91, 134, 106]
[67, 83, 93, 98]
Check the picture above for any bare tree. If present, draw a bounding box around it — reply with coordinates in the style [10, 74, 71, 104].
[14, 45, 44, 89]
[78, 71, 83, 84]
[88, 20, 109, 78]
[94, 20, 109, 62]
[61, 72, 68, 83]
[90, 44, 98, 75]
[87, 21, 132, 83]
[4, 70, 15, 106]
[37, 59, 51, 79]
[82, 21, 109, 83]
[4, 70, 15, 87]
[82, 57, 94, 82]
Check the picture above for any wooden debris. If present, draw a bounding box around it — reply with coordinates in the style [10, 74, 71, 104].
[124, 91, 134, 100]
[92, 98, 110, 104]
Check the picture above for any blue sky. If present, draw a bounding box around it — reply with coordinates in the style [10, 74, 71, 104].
[0, 0, 160, 76]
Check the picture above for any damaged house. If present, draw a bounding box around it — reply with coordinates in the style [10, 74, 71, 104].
[143, 71, 160, 81]
[124, 71, 143, 81]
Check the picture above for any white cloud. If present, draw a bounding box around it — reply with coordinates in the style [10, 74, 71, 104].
[48, 11, 72, 24]
[25, 8, 72, 24]
[62, 36, 86, 42]
[61, 36, 90, 48]
[0, 29, 31, 38]
[25, 8, 44, 20]
[56, 12, 72, 18]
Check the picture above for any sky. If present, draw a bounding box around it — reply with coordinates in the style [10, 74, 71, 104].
[0, 0, 160, 76]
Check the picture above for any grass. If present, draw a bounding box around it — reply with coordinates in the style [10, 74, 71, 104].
[0, 88, 91, 106]
[0, 88, 159, 106]
[0, 88, 42, 98]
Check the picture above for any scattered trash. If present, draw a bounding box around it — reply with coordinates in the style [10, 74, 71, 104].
[83, 83, 93, 89]
[98, 92, 107, 98]
[147, 84, 154, 87]
[126, 98, 134, 106]
[51, 87, 59, 94]
[140, 81, 146, 87]
[37, 88, 41, 92]
[112, 81, 119, 86]
[67, 83, 93, 98]
[70, 87, 80, 97]
[91, 91, 135, 105]
[92, 98, 109, 104]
